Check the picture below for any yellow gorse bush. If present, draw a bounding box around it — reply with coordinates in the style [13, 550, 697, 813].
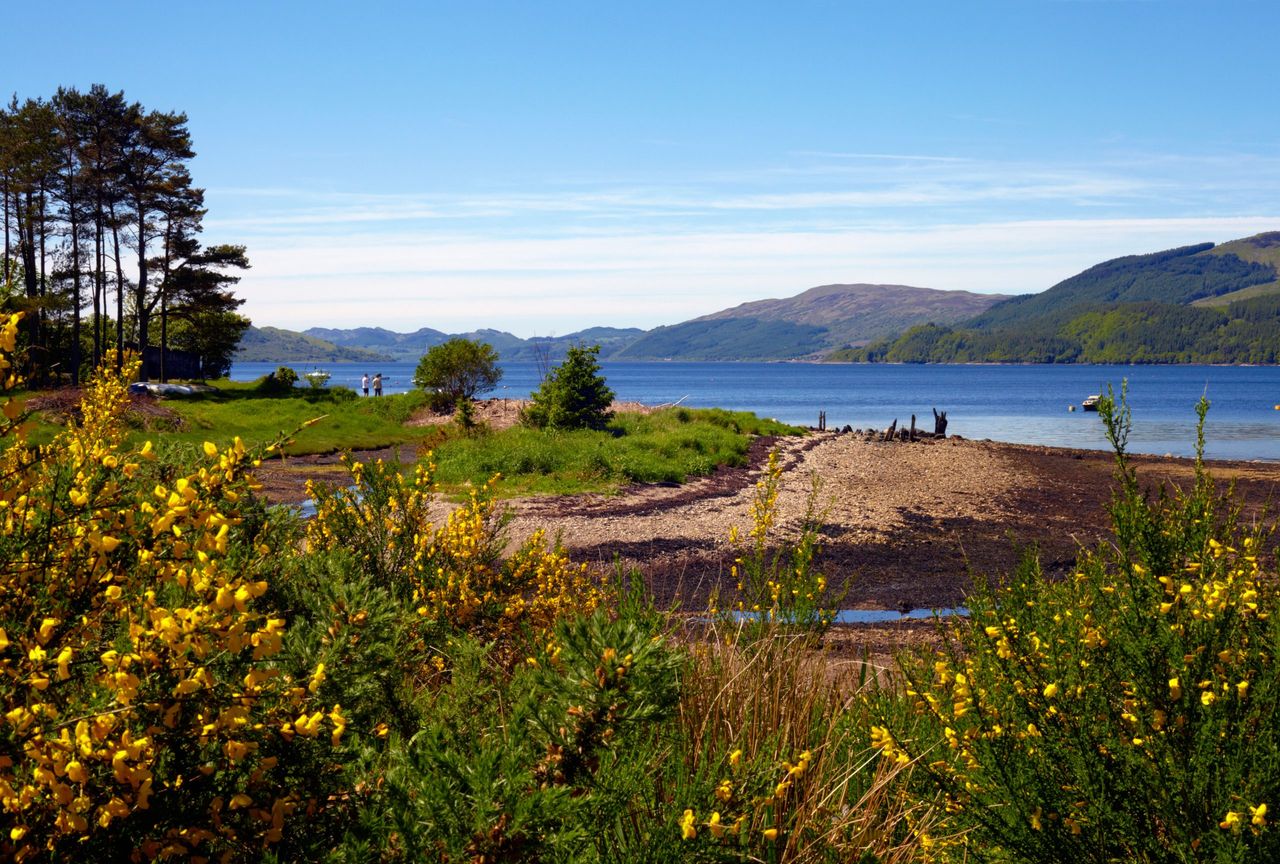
[722, 448, 834, 634]
[304, 455, 601, 663]
[879, 393, 1280, 863]
[0, 330, 341, 861]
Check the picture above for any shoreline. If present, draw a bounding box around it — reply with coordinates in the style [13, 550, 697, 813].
[258, 430, 1280, 618]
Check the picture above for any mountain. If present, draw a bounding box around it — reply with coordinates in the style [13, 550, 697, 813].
[614, 284, 1009, 360]
[840, 232, 1280, 364]
[237, 284, 1005, 364]
[239, 324, 648, 364]
[303, 326, 452, 361]
[235, 326, 393, 363]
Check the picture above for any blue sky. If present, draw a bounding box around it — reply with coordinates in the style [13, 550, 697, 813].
[8, 1, 1280, 335]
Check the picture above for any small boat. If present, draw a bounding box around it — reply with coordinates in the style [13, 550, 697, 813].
[1081, 394, 1101, 411]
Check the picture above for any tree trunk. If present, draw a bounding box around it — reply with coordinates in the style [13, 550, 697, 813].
[17, 189, 40, 370]
[932, 408, 948, 438]
[93, 217, 103, 368]
[110, 210, 125, 371]
[135, 195, 148, 378]
[68, 179, 81, 385]
[2, 176, 9, 284]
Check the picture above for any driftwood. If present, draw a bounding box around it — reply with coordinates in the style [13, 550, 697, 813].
[872, 408, 949, 443]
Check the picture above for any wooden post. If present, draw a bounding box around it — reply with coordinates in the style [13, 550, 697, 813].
[932, 408, 948, 438]
[882, 419, 897, 442]
[909, 414, 917, 441]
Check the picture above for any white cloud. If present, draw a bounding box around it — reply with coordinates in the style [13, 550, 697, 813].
[200, 149, 1280, 333]
[233, 215, 1280, 334]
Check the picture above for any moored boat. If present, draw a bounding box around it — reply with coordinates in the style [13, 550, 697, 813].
[1082, 394, 1101, 411]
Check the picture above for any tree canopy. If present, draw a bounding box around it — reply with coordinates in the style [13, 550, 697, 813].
[1, 85, 249, 383]
[413, 338, 502, 409]
[522, 344, 615, 431]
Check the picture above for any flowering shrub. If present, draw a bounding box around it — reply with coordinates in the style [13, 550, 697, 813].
[878, 394, 1280, 862]
[721, 450, 835, 636]
[304, 455, 602, 664]
[0, 322, 345, 861]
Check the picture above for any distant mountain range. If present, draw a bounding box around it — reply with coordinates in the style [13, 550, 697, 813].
[236, 284, 1005, 364]
[236, 231, 1280, 366]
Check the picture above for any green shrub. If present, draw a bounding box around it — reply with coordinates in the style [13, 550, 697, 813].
[255, 365, 297, 394]
[413, 338, 502, 411]
[383, 609, 682, 861]
[878, 391, 1280, 862]
[522, 344, 615, 431]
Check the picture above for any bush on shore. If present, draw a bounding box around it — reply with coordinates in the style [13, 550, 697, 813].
[875, 390, 1280, 862]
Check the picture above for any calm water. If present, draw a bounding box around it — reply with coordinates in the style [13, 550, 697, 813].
[230, 361, 1280, 461]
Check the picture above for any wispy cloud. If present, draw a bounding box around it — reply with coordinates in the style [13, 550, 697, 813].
[234, 215, 1280, 334]
[201, 149, 1280, 333]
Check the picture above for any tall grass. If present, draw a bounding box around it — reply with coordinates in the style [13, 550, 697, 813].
[661, 626, 933, 863]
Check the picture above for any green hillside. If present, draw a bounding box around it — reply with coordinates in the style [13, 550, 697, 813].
[618, 283, 1007, 360]
[614, 318, 828, 361]
[838, 233, 1280, 364]
[1194, 232, 1280, 306]
[235, 327, 393, 363]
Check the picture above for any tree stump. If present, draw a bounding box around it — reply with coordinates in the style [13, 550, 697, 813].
[881, 419, 897, 442]
[932, 408, 948, 438]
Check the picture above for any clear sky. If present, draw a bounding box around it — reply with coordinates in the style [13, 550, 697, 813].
[8, 0, 1279, 336]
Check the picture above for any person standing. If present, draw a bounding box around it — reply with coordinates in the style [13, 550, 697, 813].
[361, 373, 370, 397]
[373, 373, 383, 397]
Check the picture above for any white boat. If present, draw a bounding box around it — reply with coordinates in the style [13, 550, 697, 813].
[1081, 394, 1101, 411]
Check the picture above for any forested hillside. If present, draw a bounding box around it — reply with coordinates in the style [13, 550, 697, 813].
[836, 234, 1280, 364]
[616, 283, 1007, 360]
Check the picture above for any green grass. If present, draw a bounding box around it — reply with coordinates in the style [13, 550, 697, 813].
[138, 382, 433, 456]
[1191, 279, 1280, 307]
[431, 407, 804, 496]
[23, 377, 803, 494]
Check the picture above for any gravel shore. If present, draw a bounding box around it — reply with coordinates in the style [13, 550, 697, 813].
[258, 430, 1280, 618]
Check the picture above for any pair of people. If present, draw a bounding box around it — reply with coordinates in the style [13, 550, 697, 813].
[361, 373, 383, 397]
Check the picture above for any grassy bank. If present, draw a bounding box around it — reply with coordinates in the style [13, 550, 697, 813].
[24, 378, 804, 496]
[431, 406, 803, 495]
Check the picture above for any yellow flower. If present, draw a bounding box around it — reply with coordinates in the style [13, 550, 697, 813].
[309, 662, 327, 694]
[1251, 803, 1268, 827]
[1168, 678, 1183, 700]
[729, 749, 742, 768]
[1042, 682, 1059, 699]
[1221, 810, 1242, 831]
[707, 811, 725, 838]
[679, 808, 696, 840]
[763, 827, 779, 841]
